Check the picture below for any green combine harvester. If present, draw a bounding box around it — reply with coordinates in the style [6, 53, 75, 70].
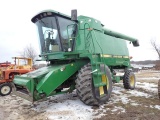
[13, 10, 139, 106]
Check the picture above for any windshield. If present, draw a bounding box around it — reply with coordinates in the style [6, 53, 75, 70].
[58, 17, 77, 52]
[36, 15, 77, 53]
[36, 16, 60, 53]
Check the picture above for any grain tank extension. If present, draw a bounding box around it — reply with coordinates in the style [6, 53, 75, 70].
[13, 10, 139, 106]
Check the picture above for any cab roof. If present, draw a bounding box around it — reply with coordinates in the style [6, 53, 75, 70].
[31, 10, 71, 23]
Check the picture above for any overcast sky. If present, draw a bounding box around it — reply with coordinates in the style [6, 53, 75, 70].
[0, 0, 160, 63]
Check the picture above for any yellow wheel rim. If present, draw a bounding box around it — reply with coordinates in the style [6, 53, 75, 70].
[130, 75, 135, 87]
[99, 75, 109, 95]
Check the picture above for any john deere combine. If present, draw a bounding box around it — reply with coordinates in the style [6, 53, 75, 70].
[13, 10, 139, 106]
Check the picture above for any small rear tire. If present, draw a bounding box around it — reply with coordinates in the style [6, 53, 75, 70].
[0, 83, 12, 96]
[123, 70, 136, 90]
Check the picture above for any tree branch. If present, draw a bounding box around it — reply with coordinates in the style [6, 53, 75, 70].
[150, 39, 160, 60]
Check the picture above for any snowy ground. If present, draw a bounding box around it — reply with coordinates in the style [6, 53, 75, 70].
[0, 70, 160, 120]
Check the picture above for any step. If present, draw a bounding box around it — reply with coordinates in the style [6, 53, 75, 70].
[94, 82, 106, 87]
[93, 71, 105, 76]
[92, 62, 104, 66]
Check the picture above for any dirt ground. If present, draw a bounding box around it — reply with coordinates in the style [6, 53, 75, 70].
[0, 70, 160, 120]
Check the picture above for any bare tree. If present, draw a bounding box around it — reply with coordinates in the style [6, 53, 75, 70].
[150, 39, 160, 60]
[20, 44, 38, 64]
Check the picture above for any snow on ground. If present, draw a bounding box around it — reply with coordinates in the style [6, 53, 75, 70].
[137, 77, 159, 80]
[155, 105, 160, 110]
[0, 84, 159, 120]
[32, 93, 93, 120]
[128, 89, 151, 97]
[0, 70, 160, 120]
[136, 82, 158, 93]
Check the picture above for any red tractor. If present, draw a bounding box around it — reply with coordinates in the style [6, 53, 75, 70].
[0, 57, 33, 96]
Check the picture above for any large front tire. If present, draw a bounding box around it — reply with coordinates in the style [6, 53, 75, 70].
[123, 70, 136, 90]
[75, 63, 112, 106]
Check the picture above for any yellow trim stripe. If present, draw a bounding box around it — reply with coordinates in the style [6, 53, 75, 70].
[123, 56, 129, 58]
[101, 54, 129, 58]
[101, 54, 112, 57]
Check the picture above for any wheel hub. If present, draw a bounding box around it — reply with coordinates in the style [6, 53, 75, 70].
[1, 86, 10, 95]
[99, 75, 109, 96]
[130, 76, 135, 87]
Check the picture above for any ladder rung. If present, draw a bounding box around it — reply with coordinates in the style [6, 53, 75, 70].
[92, 62, 103, 65]
[95, 82, 106, 87]
[93, 72, 105, 76]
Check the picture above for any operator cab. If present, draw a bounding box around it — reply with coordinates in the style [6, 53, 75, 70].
[31, 10, 77, 53]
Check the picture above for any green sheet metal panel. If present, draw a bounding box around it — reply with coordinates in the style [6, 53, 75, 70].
[20, 66, 60, 78]
[36, 61, 87, 96]
[77, 16, 129, 56]
[94, 31, 129, 56]
[76, 28, 129, 56]
[78, 16, 102, 31]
